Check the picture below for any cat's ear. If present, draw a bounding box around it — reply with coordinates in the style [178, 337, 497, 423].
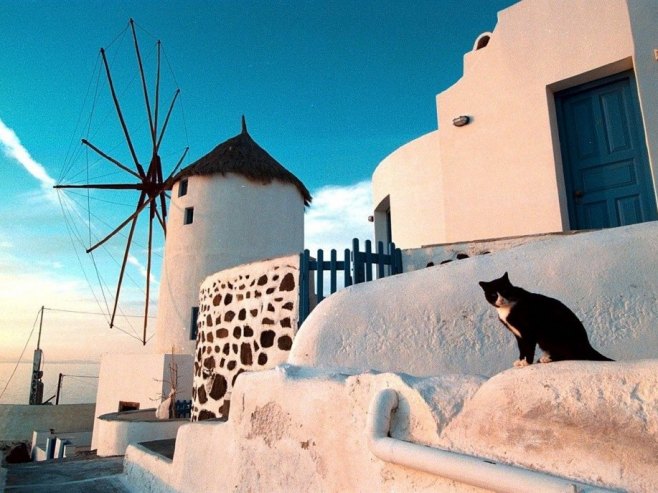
[502, 272, 509, 282]
[478, 281, 487, 290]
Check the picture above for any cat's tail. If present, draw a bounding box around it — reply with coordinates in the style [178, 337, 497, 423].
[586, 347, 614, 361]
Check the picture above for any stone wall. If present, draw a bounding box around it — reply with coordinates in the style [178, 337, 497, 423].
[192, 255, 299, 420]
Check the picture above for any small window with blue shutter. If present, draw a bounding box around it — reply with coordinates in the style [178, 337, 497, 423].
[190, 306, 199, 340]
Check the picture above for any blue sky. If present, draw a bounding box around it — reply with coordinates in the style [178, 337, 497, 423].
[0, 0, 517, 363]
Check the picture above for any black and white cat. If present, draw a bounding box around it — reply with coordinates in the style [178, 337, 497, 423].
[478, 272, 612, 367]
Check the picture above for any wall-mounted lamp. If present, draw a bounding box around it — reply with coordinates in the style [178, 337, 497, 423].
[452, 115, 471, 127]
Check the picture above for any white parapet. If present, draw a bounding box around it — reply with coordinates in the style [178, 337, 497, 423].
[124, 359, 657, 492]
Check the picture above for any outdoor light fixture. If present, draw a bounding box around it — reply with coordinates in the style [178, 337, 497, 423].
[452, 115, 471, 127]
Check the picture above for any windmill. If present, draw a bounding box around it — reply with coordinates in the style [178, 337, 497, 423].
[55, 19, 188, 344]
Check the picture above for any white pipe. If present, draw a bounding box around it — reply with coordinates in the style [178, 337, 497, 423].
[367, 389, 615, 493]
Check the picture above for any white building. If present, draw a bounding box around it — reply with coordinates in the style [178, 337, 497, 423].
[372, 0, 658, 248]
[155, 117, 311, 355]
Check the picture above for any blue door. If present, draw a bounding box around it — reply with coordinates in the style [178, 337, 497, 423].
[556, 71, 657, 229]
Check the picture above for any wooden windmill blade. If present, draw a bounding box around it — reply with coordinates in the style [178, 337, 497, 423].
[54, 19, 184, 344]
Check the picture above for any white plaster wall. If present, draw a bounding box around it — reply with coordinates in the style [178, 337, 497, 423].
[122, 222, 658, 492]
[155, 173, 305, 355]
[124, 361, 657, 492]
[372, 0, 658, 247]
[90, 353, 193, 451]
[95, 411, 187, 457]
[31, 430, 92, 461]
[290, 221, 658, 377]
[441, 360, 658, 492]
[401, 231, 583, 272]
[438, 0, 636, 242]
[372, 131, 444, 248]
[126, 367, 488, 493]
[628, 0, 658, 196]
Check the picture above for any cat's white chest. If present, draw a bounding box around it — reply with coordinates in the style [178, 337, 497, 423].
[496, 303, 522, 338]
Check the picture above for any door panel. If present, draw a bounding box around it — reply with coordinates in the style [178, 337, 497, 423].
[556, 71, 657, 230]
[580, 159, 635, 193]
[601, 89, 631, 153]
[616, 195, 642, 224]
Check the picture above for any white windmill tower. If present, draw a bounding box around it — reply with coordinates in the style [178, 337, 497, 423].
[91, 117, 310, 453]
[154, 116, 312, 355]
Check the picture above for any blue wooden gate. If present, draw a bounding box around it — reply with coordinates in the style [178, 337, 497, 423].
[299, 239, 402, 324]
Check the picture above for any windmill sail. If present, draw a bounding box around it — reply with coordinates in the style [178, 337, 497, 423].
[55, 19, 189, 345]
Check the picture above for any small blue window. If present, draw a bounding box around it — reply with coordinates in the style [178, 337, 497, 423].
[190, 306, 199, 340]
[178, 179, 188, 197]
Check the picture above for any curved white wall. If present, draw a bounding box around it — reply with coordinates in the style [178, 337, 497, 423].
[372, 131, 443, 249]
[155, 174, 305, 354]
[289, 221, 658, 377]
[95, 409, 187, 457]
[372, 0, 657, 247]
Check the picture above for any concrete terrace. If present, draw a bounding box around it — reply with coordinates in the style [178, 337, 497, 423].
[2, 440, 174, 492]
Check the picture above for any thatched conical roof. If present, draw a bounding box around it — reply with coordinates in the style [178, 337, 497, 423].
[173, 117, 312, 206]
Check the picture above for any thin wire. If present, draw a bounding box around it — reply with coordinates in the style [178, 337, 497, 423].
[43, 307, 155, 319]
[59, 199, 150, 342]
[58, 191, 112, 320]
[105, 21, 131, 50]
[38, 201, 151, 346]
[59, 54, 102, 183]
[132, 20, 159, 42]
[161, 44, 191, 148]
[65, 189, 137, 207]
[0, 309, 41, 401]
[59, 193, 148, 343]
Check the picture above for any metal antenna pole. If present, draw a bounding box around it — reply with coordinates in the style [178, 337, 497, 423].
[56, 373, 64, 405]
[29, 306, 45, 405]
[37, 306, 44, 350]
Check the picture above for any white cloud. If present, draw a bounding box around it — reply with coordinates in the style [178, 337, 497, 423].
[127, 253, 159, 284]
[0, 117, 57, 201]
[305, 180, 373, 253]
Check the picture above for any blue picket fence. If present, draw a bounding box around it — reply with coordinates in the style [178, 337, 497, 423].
[299, 239, 403, 324]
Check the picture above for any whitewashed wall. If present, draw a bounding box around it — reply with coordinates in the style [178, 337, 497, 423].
[372, 0, 657, 246]
[290, 222, 658, 376]
[155, 174, 304, 355]
[90, 353, 193, 451]
[125, 360, 658, 493]
[372, 131, 443, 249]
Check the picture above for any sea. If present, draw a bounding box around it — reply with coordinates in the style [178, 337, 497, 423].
[0, 361, 99, 405]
